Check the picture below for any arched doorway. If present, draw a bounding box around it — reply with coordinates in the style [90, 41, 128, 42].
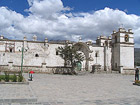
[76, 61, 82, 71]
[73, 42, 92, 71]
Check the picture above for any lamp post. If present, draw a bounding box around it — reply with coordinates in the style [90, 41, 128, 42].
[21, 47, 24, 75]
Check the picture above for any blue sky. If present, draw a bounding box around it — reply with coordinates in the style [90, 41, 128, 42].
[62, 0, 140, 15]
[0, 0, 29, 15]
[0, 0, 140, 15]
[0, 0, 140, 47]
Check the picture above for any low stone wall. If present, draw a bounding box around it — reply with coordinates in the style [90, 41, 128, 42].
[53, 67, 76, 74]
[0, 65, 72, 74]
[122, 69, 135, 75]
[112, 67, 135, 75]
[0, 65, 136, 75]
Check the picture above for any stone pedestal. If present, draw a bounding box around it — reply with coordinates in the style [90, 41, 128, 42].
[119, 66, 123, 73]
[8, 62, 13, 67]
[42, 63, 46, 72]
[91, 64, 101, 73]
[42, 63, 46, 68]
[8, 61, 13, 70]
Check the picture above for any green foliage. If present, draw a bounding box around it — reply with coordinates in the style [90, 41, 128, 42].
[135, 80, 140, 84]
[56, 44, 84, 68]
[12, 74, 17, 82]
[0, 75, 5, 80]
[4, 72, 9, 82]
[0, 72, 24, 82]
[18, 73, 23, 82]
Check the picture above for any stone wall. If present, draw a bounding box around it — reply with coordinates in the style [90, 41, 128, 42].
[0, 65, 72, 74]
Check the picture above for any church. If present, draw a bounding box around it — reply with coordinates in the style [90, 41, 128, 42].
[0, 27, 134, 74]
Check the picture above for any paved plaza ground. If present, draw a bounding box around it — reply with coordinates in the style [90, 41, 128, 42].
[0, 72, 140, 105]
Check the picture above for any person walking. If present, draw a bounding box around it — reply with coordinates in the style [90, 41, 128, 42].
[135, 68, 139, 81]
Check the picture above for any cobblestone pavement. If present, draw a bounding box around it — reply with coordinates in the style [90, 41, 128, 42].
[0, 73, 140, 105]
[0, 84, 37, 104]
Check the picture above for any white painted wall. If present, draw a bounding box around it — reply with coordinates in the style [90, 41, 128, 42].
[120, 45, 134, 68]
[0, 40, 65, 67]
[0, 28, 135, 74]
[89, 46, 105, 70]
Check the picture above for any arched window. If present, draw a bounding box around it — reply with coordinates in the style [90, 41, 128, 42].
[10, 48, 13, 53]
[105, 41, 108, 46]
[95, 51, 99, 57]
[56, 51, 58, 55]
[35, 54, 39, 57]
[66, 60, 71, 66]
[95, 52, 98, 57]
[125, 34, 129, 42]
[115, 36, 117, 43]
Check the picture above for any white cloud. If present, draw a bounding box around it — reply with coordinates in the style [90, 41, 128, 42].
[27, 0, 34, 6]
[0, 0, 140, 47]
[28, 0, 65, 19]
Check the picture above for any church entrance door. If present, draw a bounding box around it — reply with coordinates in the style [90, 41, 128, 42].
[73, 42, 92, 71]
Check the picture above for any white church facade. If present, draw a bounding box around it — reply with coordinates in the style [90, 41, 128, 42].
[0, 28, 135, 74]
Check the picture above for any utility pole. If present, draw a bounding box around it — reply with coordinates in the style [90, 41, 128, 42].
[21, 47, 24, 75]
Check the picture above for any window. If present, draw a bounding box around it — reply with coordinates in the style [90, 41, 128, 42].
[115, 36, 117, 43]
[35, 54, 39, 57]
[125, 34, 129, 42]
[66, 60, 71, 66]
[56, 51, 58, 55]
[10, 48, 13, 53]
[95, 52, 98, 57]
[95, 51, 99, 57]
[105, 41, 108, 46]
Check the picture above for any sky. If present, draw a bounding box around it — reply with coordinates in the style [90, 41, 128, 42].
[0, 0, 140, 47]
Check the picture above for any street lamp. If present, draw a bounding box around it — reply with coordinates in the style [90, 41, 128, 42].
[21, 47, 24, 75]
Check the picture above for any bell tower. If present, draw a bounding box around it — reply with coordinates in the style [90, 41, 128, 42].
[112, 28, 134, 74]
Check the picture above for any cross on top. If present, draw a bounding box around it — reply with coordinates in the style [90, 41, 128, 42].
[79, 36, 82, 42]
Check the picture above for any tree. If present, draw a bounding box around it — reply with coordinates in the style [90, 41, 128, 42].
[56, 43, 84, 70]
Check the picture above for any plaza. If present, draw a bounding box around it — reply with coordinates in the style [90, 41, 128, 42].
[0, 73, 140, 105]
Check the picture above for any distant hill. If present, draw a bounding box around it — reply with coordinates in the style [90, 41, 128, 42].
[134, 48, 140, 66]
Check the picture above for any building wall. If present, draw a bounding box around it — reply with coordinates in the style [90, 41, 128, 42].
[104, 46, 112, 71]
[112, 44, 120, 71]
[89, 46, 104, 70]
[111, 28, 135, 73]
[45, 44, 64, 67]
[0, 40, 64, 68]
[0, 28, 135, 74]
[120, 45, 134, 68]
[88, 46, 112, 71]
